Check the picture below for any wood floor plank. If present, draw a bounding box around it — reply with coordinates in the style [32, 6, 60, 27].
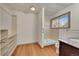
[12, 43, 57, 56]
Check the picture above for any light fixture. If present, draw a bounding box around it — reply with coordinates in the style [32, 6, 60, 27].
[30, 7, 35, 11]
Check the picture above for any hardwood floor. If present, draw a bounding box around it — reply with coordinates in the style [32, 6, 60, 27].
[12, 43, 57, 56]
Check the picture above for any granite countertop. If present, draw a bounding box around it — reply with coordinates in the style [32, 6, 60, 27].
[59, 38, 79, 49]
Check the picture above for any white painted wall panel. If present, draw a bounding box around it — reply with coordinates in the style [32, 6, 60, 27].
[16, 12, 37, 44]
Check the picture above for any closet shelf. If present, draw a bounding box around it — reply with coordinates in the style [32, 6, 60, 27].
[1, 36, 16, 49]
[1, 36, 8, 40]
[8, 33, 16, 38]
[0, 29, 8, 31]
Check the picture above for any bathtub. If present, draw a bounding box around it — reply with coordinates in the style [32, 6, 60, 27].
[42, 39, 58, 46]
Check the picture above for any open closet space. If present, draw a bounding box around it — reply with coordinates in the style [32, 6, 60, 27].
[0, 4, 17, 56]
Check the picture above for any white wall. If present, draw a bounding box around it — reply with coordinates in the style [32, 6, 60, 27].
[52, 4, 79, 39]
[13, 11, 37, 44]
[12, 15, 17, 33]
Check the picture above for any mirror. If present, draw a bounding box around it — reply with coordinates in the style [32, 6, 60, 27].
[50, 12, 70, 29]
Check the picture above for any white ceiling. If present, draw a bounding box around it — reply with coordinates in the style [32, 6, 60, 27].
[4, 3, 73, 15]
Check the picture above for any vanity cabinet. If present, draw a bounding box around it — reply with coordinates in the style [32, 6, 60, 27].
[59, 41, 79, 56]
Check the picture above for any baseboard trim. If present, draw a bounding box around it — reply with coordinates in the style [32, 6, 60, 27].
[17, 42, 43, 48]
[37, 43, 44, 48]
[9, 45, 17, 56]
[17, 41, 38, 46]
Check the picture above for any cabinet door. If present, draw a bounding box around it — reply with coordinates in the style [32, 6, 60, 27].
[59, 41, 79, 56]
[59, 41, 72, 56]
